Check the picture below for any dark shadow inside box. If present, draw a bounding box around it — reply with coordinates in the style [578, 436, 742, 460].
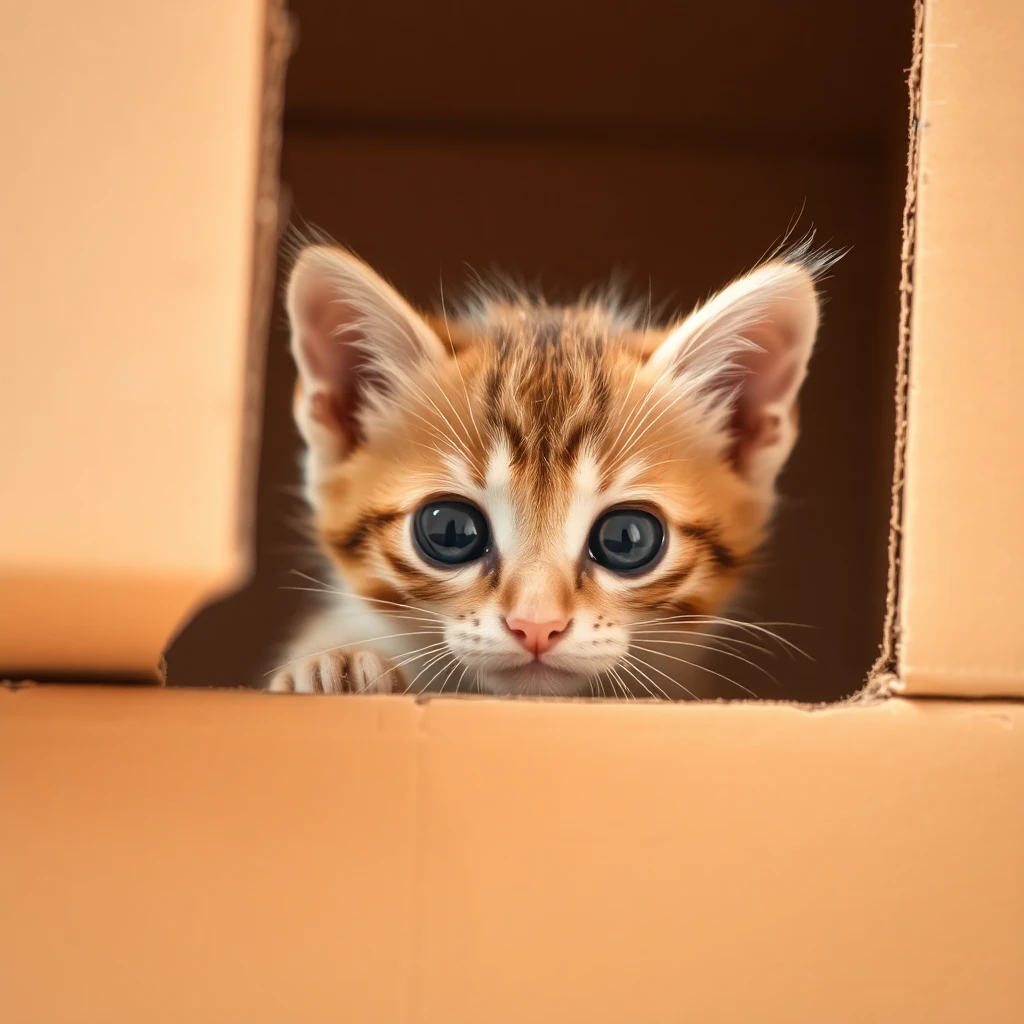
[168, 0, 914, 702]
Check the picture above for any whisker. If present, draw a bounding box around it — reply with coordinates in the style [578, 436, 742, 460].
[606, 358, 687, 470]
[452, 660, 472, 695]
[351, 596, 450, 622]
[278, 586, 442, 626]
[611, 384, 690, 471]
[594, 668, 614, 700]
[284, 605, 444, 630]
[612, 352, 680, 445]
[621, 652, 698, 701]
[404, 437, 466, 461]
[628, 613, 810, 658]
[606, 356, 647, 452]
[630, 626, 774, 659]
[387, 642, 450, 673]
[402, 648, 455, 694]
[440, 274, 486, 451]
[263, 632, 445, 678]
[361, 644, 449, 693]
[434, 656, 459, 695]
[626, 649, 757, 700]
[410, 378, 477, 462]
[387, 368, 478, 465]
[617, 658, 670, 701]
[630, 629, 775, 657]
[379, 393, 475, 463]
[353, 641, 453, 693]
[632, 641, 776, 685]
[608, 666, 634, 701]
[612, 439, 691, 474]
[288, 568, 337, 589]
[286, 574, 450, 623]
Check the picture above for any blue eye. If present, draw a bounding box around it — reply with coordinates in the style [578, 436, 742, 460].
[589, 509, 665, 573]
[413, 500, 490, 566]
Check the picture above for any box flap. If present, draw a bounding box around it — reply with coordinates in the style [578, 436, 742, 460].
[0, 2, 282, 678]
[1, 687, 1022, 1022]
[898, 0, 1024, 696]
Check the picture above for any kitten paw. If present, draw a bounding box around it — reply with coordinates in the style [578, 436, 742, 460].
[268, 649, 403, 694]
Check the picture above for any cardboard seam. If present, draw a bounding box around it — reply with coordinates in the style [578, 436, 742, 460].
[870, 0, 923, 688]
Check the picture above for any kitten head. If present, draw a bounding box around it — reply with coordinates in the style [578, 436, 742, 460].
[287, 244, 826, 696]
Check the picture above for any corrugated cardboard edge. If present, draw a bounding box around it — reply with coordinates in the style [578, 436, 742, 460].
[869, 0, 924, 697]
[235, 0, 292, 579]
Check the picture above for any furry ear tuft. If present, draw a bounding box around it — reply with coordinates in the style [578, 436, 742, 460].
[286, 246, 445, 471]
[650, 252, 832, 489]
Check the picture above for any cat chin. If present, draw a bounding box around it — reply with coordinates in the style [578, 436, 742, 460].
[474, 664, 594, 698]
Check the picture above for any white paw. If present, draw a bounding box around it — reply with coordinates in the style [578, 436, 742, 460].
[268, 649, 403, 694]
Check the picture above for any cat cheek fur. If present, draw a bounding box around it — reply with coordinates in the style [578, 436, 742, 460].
[272, 242, 828, 697]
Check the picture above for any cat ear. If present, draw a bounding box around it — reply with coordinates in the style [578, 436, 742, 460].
[286, 246, 446, 467]
[648, 258, 824, 490]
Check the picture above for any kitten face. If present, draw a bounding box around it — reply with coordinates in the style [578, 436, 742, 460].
[287, 246, 826, 696]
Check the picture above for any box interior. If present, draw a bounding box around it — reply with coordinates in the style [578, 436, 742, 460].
[167, 0, 915, 703]
[165, 0, 913, 704]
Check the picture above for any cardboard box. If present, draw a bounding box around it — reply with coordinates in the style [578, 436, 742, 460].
[3, 687, 1022, 1022]
[1, 1, 1022, 1022]
[894, 0, 1024, 697]
[0, 1, 281, 678]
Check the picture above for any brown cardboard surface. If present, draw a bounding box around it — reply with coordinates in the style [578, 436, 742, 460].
[2, 685, 1022, 1023]
[0, 3, 269, 677]
[899, 0, 1024, 696]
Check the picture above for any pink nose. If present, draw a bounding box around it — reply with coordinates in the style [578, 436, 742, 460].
[504, 615, 571, 656]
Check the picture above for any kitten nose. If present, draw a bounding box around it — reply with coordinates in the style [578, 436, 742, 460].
[504, 615, 571, 656]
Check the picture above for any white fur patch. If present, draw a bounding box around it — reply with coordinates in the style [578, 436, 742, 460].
[479, 439, 519, 558]
[563, 449, 603, 560]
[607, 456, 650, 491]
[442, 454, 477, 495]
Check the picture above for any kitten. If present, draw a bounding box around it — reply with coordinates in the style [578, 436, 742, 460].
[269, 243, 829, 698]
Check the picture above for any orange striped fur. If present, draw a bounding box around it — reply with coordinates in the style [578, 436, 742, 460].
[269, 243, 829, 698]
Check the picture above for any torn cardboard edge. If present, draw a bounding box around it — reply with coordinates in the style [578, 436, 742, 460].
[0, 675, 895, 710]
[869, 0, 923, 695]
